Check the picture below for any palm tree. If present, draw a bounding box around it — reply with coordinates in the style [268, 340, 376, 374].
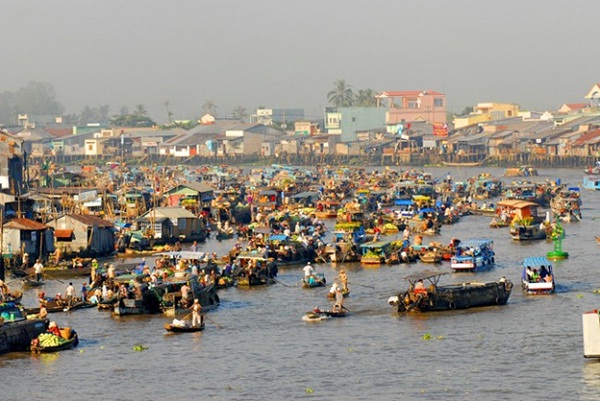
[202, 100, 217, 117]
[355, 89, 377, 107]
[231, 106, 248, 122]
[98, 105, 110, 124]
[327, 79, 354, 107]
[134, 104, 147, 117]
[119, 106, 129, 116]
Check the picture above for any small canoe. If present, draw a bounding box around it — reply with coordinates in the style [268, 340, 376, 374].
[164, 322, 205, 333]
[22, 278, 45, 288]
[303, 309, 347, 322]
[31, 331, 79, 353]
[327, 289, 350, 299]
[302, 273, 326, 288]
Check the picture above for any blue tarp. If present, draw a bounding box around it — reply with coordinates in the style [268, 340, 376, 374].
[395, 199, 414, 206]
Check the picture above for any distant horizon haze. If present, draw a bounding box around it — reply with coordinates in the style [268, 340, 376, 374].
[2, 0, 599, 124]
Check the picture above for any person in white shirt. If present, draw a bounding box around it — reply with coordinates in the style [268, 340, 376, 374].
[33, 259, 44, 282]
[303, 262, 314, 278]
[65, 282, 76, 307]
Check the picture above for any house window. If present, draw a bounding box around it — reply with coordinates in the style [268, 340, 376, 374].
[88, 145, 93, 151]
[434, 98, 444, 107]
[407, 99, 419, 108]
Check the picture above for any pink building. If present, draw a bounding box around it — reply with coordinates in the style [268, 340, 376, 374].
[375, 90, 447, 125]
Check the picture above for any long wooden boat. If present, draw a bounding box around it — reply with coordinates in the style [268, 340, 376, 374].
[302, 308, 347, 322]
[389, 270, 512, 313]
[164, 322, 205, 333]
[327, 288, 350, 299]
[0, 303, 48, 354]
[441, 161, 483, 167]
[31, 330, 79, 353]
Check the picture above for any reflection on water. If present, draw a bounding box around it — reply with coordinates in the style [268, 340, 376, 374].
[1, 167, 600, 399]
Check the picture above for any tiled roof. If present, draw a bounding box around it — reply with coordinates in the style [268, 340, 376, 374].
[377, 90, 444, 97]
[4, 218, 49, 230]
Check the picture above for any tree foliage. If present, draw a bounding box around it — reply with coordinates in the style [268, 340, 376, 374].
[202, 100, 218, 117]
[327, 80, 355, 107]
[0, 81, 64, 124]
[231, 106, 248, 122]
[355, 89, 377, 107]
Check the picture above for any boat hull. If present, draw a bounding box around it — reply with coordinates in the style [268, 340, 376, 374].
[395, 280, 513, 312]
[164, 322, 205, 332]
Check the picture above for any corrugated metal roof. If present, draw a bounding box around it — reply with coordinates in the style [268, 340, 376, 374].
[68, 214, 114, 228]
[523, 256, 552, 268]
[4, 218, 49, 230]
[457, 239, 493, 249]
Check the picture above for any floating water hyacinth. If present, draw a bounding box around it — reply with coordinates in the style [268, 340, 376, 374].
[306, 387, 314, 394]
[577, 294, 584, 299]
[133, 344, 148, 351]
[422, 333, 431, 340]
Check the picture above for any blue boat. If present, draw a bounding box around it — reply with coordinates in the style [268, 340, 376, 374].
[583, 176, 600, 190]
[450, 239, 495, 272]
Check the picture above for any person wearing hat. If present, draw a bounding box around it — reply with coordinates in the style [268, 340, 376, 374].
[47, 321, 61, 336]
[333, 287, 345, 313]
[302, 262, 314, 279]
[190, 298, 203, 327]
[65, 282, 76, 308]
[336, 269, 349, 292]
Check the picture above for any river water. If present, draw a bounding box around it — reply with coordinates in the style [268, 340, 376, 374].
[2, 167, 600, 400]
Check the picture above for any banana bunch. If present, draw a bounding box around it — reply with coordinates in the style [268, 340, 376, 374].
[38, 333, 67, 347]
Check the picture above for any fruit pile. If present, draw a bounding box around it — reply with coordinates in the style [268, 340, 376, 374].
[37, 333, 67, 347]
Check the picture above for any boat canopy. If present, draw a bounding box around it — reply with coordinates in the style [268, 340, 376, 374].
[403, 270, 448, 283]
[394, 199, 414, 206]
[496, 199, 540, 209]
[153, 251, 208, 260]
[360, 240, 392, 250]
[456, 239, 493, 249]
[268, 234, 289, 242]
[523, 256, 552, 268]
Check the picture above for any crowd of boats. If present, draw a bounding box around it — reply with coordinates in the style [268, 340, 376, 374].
[0, 162, 595, 355]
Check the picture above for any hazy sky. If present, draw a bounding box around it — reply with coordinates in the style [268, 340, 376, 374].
[3, 0, 599, 123]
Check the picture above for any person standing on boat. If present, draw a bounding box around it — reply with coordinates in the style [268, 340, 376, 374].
[65, 282, 76, 308]
[336, 270, 349, 292]
[190, 299, 203, 327]
[33, 259, 44, 282]
[38, 303, 48, 320]
[303, 262, 314, 279]
[333, 287, 345, 313]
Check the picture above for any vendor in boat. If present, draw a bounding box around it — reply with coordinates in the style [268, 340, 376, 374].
[332, 287, 345, 313]
[414, 279, 427, 295]
[33, 259, 44, 282]
[39, 303, 48, 319]
[303, 262, 314, 279]
[336, 269, 349, 292]
[0, 279, 8, 301]
[47, 321, 61, 337]
[190, 299, 203, 327]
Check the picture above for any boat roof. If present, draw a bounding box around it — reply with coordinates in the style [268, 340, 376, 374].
[523, 256, 552, 268]
[360, 240, 392, 249]
[404, 270, 448, 281]
[153, 251, 208, 260]
[457, 239, 493, 248]
[496, 199, 540, 209]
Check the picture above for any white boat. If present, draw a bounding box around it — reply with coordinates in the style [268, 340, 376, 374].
[521, 256, 554, 294]
[583, 310, 600, 358]
[450, 239, 495, 272]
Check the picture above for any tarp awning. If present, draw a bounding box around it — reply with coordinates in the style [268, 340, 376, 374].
[55, 229, 74, 240]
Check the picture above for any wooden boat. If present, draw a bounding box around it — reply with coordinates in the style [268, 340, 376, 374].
[22, 278, 45, 288]
[302, 272, 326, 288]
[31, 330, 79, 353]
[419, 249, 443, 263]
[510, 224, 548, 241]
[164, 321, 205, 333]
[302, 308, 347, 322]
[0, 303, 48, 354]
[450, 239, 495, 272]
[360, 240, 392, 266]
[441, 161, 483, 167]
[521, 256, 555, 295]
[389, 270, 512, 313]
[4, 290, 23, 304]
[327, 288, 350, 299]
[504, 165, 537, 177]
